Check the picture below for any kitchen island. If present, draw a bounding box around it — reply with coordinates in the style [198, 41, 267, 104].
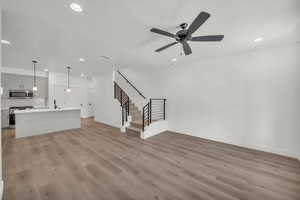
[14, 108, 81, 138]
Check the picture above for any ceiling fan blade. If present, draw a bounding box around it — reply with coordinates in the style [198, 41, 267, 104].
[150, 28, 175, 38]
[190, 35, 224, 42]
[182, 41, 192, 55]
[187, 12, 210, 36]
[155, 42, 178, 52]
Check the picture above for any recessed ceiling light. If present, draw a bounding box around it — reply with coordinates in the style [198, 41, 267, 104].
[70, 3, 82, 12]
[80, 73, 85, 77]
[1, 39, 11, 45]
[254, 37, 264, 42]
[171, 58, 178, 62]
[44, 68, 49, 72]
[79, 58, 85, 62]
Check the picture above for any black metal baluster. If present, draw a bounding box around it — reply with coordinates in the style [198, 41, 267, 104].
[142, 106, 145, 131]
[147, 103, 150, 126]
[114, 82, 116, 99]
[150, 99, 152, 123]
[127, 97, 129, 116]
[163, 99, 166, 120]
[120, 90, 123, 106]
[122, 106, 124, 125]
[125, 104, 127, 122]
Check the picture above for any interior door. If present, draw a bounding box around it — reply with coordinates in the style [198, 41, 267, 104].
[87, 88, 95, 117]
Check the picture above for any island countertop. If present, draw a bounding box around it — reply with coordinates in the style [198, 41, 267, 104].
[14, 107, 81, 114]
[15, 107, 81, 138]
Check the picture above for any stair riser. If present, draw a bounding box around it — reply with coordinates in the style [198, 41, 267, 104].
[130, 113, 142, 118]
[131, 123, 143, 129]
[131, 113, 142, 117]
[130, 112, 141, 116]
[129, 109, 139, 113]
[131, 116, 142, 121]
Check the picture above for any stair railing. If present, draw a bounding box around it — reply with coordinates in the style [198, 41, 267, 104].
[142, 98, 166, 131]
[114, 82, 130, 125]
[117, 70, 146, 99]
[115, 72, 167, 131]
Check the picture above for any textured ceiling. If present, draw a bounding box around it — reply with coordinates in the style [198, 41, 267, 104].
[2, 0, 300, 75]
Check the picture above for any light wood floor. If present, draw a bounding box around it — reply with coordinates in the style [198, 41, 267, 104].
[2, 118, 300, 200]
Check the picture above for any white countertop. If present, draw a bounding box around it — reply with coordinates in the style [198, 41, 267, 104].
[14, 107, 81, 114]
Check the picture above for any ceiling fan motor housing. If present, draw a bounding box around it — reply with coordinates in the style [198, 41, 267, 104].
[175, 29, 189, 42]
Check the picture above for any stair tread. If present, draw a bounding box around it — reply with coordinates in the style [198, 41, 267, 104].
[132, 120, 142, 124]
[130, 112, 141, 115]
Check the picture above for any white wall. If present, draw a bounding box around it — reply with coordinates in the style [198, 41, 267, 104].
[0, 3, 3, 196]
[94, 71, 121, 128]
[165, 43, 300, 159]
[95, 43, 300, 159]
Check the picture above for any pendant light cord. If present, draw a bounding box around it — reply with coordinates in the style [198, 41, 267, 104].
[32, 60, 37, 88]
[34, 63, 36, 86]
[67, 67, 71, 89]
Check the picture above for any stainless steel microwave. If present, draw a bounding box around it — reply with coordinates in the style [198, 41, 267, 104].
[9, 89, 34, 98]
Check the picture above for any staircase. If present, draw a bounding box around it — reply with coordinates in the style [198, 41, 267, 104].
[128, 100, 143, 132]
[114, 70, 167, 138]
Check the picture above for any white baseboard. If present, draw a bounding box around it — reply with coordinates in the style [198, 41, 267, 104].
[0, 180, 3, 200]
[169, 129, 300, 160]
[141, 120, 168, 139]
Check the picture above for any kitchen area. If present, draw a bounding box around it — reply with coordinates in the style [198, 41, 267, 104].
[1, 72, 49, 129]
[1, 66, 95, 139]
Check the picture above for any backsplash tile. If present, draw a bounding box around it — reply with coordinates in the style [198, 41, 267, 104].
[2, 98, 47, 109]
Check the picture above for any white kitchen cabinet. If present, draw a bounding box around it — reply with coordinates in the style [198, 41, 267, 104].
[1, 73, 48, 99]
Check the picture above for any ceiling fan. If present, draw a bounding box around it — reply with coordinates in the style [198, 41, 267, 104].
[150, 12, 224, 56]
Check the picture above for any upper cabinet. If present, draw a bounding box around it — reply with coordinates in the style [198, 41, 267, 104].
[1, 73, 48, 99]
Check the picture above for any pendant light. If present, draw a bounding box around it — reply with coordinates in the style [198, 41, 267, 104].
[66, 66, 71, 93]
[32, 60, 38, 91]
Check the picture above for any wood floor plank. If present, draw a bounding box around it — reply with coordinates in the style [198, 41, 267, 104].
[2, 118, 300, 200]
